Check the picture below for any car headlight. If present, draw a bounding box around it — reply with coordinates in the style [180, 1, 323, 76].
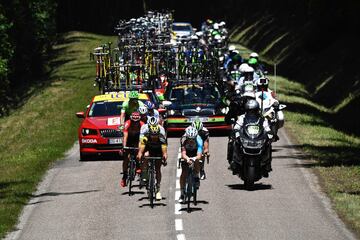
[81, 128, 98, 136]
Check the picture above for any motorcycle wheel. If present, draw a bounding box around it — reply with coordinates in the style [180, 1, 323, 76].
[244, 166, 255, 189]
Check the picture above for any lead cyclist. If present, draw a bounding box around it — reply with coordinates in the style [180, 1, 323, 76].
[187, 118, 209, 180]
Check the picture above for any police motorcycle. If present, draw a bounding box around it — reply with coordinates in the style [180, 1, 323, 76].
[227, 86, 274, 189]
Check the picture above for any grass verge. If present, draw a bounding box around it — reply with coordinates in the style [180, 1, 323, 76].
[0, 31, 115, 238]
[269, 75, 360, 236]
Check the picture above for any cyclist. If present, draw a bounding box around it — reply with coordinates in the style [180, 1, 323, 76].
[138, 105, 148, 123]
[120, 91, 145, 129]
[144, 100, 163, 125]
[179, 127, 203, 203]
[188, 118, 209, 180]
[120, 112, 145, 187]
[137, 117, 167, 200]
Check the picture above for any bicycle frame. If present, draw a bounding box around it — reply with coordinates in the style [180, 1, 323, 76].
[144, 156, 162, 208]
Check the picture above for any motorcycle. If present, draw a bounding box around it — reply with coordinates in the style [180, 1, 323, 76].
[231, 115, 273, 189]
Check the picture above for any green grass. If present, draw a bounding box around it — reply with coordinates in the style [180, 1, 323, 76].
[0, 31, 116, 238]
[269, 75, 360, 235]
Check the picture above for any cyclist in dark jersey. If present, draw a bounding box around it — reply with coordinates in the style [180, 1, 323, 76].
[189, 118, 209, 179]
[138, 122, 167, 200]
[120, 112, 145, 187]
[179, 127, 203, 203]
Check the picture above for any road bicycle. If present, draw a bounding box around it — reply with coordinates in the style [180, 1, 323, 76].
[179, 157, 199, 212]
[123, 146, 139, 196]
[144, 156, 163, 208]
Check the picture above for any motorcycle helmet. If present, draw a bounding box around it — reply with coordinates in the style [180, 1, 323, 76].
[244, 99, 260, 115]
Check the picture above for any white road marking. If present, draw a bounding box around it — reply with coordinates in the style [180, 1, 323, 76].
[176, 167, 181, 178]
[176, 179, 180, 189]
[175, 203, 182, 215]
[177, 233, 186, 240]
[175, 219, 183, 231]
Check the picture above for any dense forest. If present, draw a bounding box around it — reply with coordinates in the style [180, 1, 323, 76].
[1, 0, 359, 126]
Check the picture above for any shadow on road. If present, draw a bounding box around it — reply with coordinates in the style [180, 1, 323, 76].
[121, 190, 145, 196]
[226, 183, 273, 191]
[32, 190, 100, 198]
[138, 202, 167, 208]
[179, 206, 203, 213]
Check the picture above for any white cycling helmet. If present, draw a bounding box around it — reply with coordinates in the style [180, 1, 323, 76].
[228, 45, 236, 51]
[249, 52, 259, 58]
[213, 23, 219, 30]
[138, 106, 148, 115]
[147, 116, 159, 126]
[191, 35, 199, 40]
[185, 126, 198, 139]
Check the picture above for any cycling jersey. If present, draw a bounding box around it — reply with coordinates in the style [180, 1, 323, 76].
[121, 100, 145, 116]
[140, 124, 167, 154]
[180, 135, 203, 157]
[123, 120, 145, 146]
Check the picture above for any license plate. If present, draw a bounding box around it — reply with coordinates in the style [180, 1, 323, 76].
[187, 117, 208, 122]
[109, 138, 122, 144]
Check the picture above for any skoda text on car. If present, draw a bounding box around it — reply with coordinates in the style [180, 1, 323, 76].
[163, 83, 231, 132]
[76, 92, 150, 160]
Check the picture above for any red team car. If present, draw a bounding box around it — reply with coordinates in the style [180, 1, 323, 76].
[76, 92, 150, 160]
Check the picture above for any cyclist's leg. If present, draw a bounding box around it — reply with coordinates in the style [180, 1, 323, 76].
[121, 152, 130, 187]
[179, 161, 189, 202]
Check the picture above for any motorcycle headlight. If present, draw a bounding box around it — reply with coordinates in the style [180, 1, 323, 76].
[82, 128, 98, 136]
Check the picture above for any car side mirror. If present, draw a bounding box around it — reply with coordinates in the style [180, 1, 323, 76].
[76, 112, 85, 118]
[162, 100, 172, 107]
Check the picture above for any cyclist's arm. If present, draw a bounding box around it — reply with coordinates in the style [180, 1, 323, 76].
[196, 136, 204, 160]
[137, 135, 147, 160]
[122, 121, 130, 147]
[120, 101, 129, 126]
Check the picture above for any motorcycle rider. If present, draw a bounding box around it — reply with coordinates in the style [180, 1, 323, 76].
[255, 77, 282, 141]
[231, 99, 273, 177]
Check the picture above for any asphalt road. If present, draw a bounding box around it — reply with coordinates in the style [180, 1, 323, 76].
[5, 129, 357, 240]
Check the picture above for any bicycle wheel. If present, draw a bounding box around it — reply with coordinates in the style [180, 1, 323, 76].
[128, 158, 136, 196]
[186, 170, 193, 212]
[148, 166, 154, 208]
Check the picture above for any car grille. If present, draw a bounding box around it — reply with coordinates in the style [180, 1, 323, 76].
[82, 144, 122, 150]
[100, 129, 123, 138]
[182, 108, 215, 116]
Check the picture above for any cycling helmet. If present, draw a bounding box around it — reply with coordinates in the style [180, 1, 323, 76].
[248, 58, 258, 65]
[244, 65, 255, 73]
[147, 116, 159, 126]
[185, 126, 198, 139]
[130, 112, 141, 121]
[191, 118, 203, 131]
[149, 124, 160, 135]
[129, 91, 139, 99]
[138, 106, 148, 115]
[145, 101, 155, 110]
[249, 52, 259, 58]
[213, 23, 219, 30]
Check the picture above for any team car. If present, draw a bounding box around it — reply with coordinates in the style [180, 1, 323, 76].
[163, 82, 231, 132]
[171, 22, 194, 42]
[76, 92, 150, 160]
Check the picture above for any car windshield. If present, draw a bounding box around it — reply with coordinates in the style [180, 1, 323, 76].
[170, 85, 220, 104]
[88, 101, 122, 117]
[173, 24, 192, 32]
